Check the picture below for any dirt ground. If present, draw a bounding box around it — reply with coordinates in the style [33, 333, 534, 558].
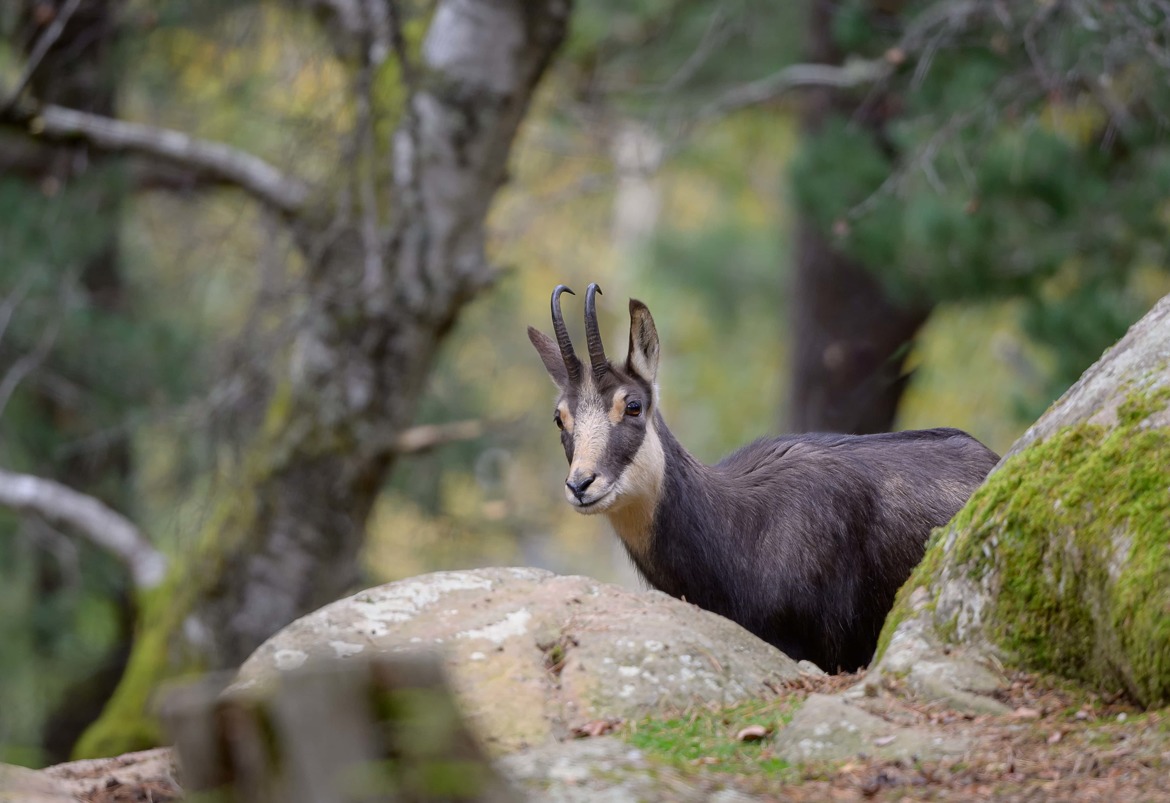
[738, 670, 1170, 801]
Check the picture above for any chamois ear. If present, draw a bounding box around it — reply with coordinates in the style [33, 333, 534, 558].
[528, 326, 570, 388]
[626, 299, 659, 384]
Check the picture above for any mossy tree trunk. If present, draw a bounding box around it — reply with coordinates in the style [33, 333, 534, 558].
[875, 293, 1170, 709]
[0, 0, 572, 757]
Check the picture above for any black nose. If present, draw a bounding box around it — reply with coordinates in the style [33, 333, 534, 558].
[566, 473, 596, 501]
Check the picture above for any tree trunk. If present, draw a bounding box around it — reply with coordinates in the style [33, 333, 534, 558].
[787, 0, 929, 435]
[874, 293, 1170, 709]
[73, 0, 572, 758]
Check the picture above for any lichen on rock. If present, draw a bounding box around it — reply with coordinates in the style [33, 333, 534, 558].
[234, 567, 812, 755]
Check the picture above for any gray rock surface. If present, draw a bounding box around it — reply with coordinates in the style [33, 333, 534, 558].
[499, 737, 765, 802]
[236, 567, 811, 755]
[772, 693, 967, 763]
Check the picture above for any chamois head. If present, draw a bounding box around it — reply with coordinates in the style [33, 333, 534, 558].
[527, 284, 664, 515]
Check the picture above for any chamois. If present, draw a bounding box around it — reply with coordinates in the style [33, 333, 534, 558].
[527, 284, 999, 672]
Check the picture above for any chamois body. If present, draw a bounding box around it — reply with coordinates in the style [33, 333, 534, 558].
[626, 419, 996, 671]
[528, 285, 998, 672]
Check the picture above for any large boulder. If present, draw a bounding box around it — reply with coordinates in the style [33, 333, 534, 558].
[235, 567, 811, 754]
[874, 293, 1170, 707]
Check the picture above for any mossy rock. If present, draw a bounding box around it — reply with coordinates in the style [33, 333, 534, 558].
[876, 294, 1170, 708]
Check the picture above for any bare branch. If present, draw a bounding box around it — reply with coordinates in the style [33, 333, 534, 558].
[0, 104, 310, 216]
[0, 316, 59, 419]
[657, 4, 732, 94]
[0, 468, 166, 589]
[392, 419, 485, 455]
[2, 0, 84, 110]
[698, 58, 895, 119]
[0, 276, 33, 348]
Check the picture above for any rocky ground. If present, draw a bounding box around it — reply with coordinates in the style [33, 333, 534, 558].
[599, 670, 1170, 802]
[5, 669, 1168, 801]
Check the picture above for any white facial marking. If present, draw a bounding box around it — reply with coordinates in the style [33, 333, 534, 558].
[569, 396, 610, 477]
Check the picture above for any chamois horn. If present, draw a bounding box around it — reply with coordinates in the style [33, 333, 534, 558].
[584, 283, 609, 380]
[551, 285, 582, 384]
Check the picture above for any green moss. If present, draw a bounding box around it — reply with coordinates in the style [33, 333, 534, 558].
[873, 526, 948, 661]
[71, 575, 207, 758]
[623, 698, 798, 778]
[890, 384, 1170, 706]
[76, 373, 374, 757]
[75, 441, 276, 757]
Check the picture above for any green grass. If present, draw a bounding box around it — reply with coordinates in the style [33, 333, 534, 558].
[623, 696, 799, 777]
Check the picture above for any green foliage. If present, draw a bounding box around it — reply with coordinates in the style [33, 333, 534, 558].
[831, 0, 875, 54]
[0, 159, 199, 760]
[790, 0, 1170, 416]
[0, 518, 127, 765]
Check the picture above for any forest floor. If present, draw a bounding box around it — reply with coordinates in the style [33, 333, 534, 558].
[625, 669, 1170, 801]
[30, 670, 1170, 801]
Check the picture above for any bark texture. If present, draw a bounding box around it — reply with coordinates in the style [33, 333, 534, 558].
[61, 0, 572, 758]
[788, 0, 930, 435]
[874, 293, 1170, 709]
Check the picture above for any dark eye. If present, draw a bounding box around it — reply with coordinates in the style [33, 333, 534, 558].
[554, 413, 564, 430]
[625, 400, 642, 417]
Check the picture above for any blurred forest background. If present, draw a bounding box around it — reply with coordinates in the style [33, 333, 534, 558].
[2, 0, 1169, 766]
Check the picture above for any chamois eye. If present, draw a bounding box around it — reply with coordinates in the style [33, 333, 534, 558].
[625, 400, 642, 417]
[554, 413, 564, 430]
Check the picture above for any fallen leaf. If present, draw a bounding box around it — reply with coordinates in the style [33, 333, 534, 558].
[570, 718, 620, 738]
[872, 734, 897, 747]
[735, 724, 772, 742]
[1047, 730, 1063, 744]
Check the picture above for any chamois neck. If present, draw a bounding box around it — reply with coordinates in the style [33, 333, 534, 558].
[652, 413, 705, 474]
[604, 412, 702, 559]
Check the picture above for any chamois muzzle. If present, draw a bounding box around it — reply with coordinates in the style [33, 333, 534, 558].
[565, 472, 596, 502]
[584, 283, 609, 380]
[550, 284, 582, 384]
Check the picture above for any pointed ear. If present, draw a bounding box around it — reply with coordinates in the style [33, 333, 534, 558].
[528, 326, 569, 388]
[626, 299, 659, 384]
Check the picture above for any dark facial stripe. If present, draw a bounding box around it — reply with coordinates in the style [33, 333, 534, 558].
[599, 413, 647, 478]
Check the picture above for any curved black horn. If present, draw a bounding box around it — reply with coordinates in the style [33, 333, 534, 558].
[551, 285, 582, 383]
[584, 283, 609, 379]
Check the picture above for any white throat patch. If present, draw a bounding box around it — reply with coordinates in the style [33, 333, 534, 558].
[605, 418, 665, 561]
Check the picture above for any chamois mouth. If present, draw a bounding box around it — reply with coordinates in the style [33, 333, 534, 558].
[567, 486, 614, 513]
